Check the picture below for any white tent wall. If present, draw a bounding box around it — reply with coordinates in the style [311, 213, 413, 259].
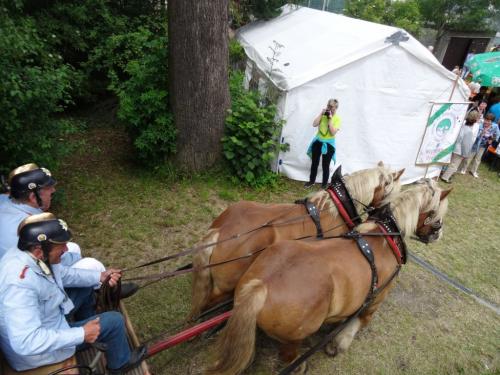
[237, 6, 470, 184]
[279, 45, 467, 184]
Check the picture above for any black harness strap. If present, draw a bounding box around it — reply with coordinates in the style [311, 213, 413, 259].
[369, 205, 408, 264]
[294, 198, 323, 238]
[329, 167, 362, 227]
[347, 230, 378, 295]
[280, 206, 409, 375]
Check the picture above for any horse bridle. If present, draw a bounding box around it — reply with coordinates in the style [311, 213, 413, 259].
[413, 178, 443, 243]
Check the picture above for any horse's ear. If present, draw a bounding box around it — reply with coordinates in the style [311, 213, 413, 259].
[377, 161, 384, 167]
[440, 188, 452, 200]
[331, 165, 342, 183]
[392, 168, 405, 181]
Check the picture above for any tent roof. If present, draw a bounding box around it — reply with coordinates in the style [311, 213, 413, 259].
[237, 5, 468, 95]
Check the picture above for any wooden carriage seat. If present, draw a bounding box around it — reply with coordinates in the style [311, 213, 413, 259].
[1, 353, 78, 375]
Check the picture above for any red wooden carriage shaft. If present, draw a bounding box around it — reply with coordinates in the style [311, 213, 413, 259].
[146, 310, 233, 357]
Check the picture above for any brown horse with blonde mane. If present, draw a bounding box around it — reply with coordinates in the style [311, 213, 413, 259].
[208, 179, 451, 375]
[189, 163, 404, 319]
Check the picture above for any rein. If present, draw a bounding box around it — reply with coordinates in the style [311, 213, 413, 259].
[123, 175, 365, 274]
[97, 277, 121, 312]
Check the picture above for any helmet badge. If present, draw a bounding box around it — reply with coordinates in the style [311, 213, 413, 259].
[58, 219, 68, 231]
[28, 182, 37, 190]
[37, 234, 47, 241]
[41, 167, 52, 176]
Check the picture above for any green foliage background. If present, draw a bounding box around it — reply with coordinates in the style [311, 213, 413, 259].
[108, 31, 176, 165]
[345, 0, 422, 36]
[2, 0, 499, 176]
[0, 6, 76, 172]
[223, 71, 288, 186]
[0, 0, 172, 173]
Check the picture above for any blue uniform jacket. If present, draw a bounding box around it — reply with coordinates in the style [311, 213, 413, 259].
[0, 198, 80, 265]
[0, 249, 100, 370]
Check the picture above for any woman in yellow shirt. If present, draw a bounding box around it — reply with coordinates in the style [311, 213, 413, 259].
[305, 98, 341, 189]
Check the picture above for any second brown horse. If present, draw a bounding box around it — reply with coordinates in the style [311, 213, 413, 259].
[208, 179, 451, 374]
[190, 163, 404, 319]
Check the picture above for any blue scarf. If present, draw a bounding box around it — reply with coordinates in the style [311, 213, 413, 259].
[307, 136, 336, 164]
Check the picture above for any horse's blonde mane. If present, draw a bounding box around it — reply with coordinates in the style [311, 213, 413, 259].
[308, 166, 399, 218]
[389, 180, 448, 237]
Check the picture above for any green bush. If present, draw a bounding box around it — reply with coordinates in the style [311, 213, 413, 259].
[109, 32, 176, 165]
[0, 13, 77, 174]
[229, 39, 246, 66]
[223, 71, 288, 186]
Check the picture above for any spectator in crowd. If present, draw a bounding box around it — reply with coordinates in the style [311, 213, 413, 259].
[441, 111, 481, 183]
[305, 98, 341, 189]
[488, 96, 500, 123]
[467, 82, 481, 101]
[477, 99, 488, 120]
[462, 49, 476, 78]
[466, 112, 500, 178]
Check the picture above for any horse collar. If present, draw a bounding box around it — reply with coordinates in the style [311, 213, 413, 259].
[326, 174, 361, 229]
[370, 208, 408, 264]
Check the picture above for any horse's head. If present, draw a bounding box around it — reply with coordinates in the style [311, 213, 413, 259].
[413, 178, 452, 243]
[371, 161, 404, 208]
[389, 179, 452, 243]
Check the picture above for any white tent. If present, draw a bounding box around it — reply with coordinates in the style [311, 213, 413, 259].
[237, 5, 470, 184]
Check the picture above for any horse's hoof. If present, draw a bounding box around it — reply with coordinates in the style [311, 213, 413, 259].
[291, 361, 308, 374]
[324, 342, 338, 357]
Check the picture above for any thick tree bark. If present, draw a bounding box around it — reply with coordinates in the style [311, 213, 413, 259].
[168, 0, 230, 171]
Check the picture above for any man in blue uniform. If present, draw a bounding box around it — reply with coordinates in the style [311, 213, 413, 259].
[0, 213, 146, 373]
[0, 163, 138, 298]
[0, 163, 91, 266]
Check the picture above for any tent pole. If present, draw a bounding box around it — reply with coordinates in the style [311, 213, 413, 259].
[416, 104, 435, 176]
[448, 74, 460, 101]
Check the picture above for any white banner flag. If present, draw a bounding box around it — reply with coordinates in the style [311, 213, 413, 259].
[416, 103, 469, 165]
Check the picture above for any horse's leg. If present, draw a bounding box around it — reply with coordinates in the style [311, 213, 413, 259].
[279, 341, 308, 375]
[324, 317, 361, 357]
[189, 229, 219, 321]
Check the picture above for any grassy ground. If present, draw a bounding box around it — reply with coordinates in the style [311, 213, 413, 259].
[53, 117, 499, 375]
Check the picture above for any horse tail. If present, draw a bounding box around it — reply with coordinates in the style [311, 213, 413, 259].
[207, 279, 267, 375]
[189, 229, 219, 321]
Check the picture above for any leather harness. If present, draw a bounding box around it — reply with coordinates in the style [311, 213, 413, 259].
[280, 205, 406, 375]
[295, 169, 361, 238]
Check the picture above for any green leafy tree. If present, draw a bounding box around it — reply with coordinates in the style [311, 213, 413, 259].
[0, 9, 76, 173]
[418, 0, 499, 46]
[230, 0, 300, 27]
[345, 0, 422, 37]
[108, 30, 175, 165]
[386, 0, 422, 36]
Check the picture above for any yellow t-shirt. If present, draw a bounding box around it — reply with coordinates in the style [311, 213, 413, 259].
[318, 113, 341, 140]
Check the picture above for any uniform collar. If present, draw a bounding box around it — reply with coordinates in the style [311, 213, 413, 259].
[8, 199, 43, 216]
[16, 249, 54, 280]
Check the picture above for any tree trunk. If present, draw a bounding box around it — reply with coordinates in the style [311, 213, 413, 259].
[168, 0, 230, 171]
